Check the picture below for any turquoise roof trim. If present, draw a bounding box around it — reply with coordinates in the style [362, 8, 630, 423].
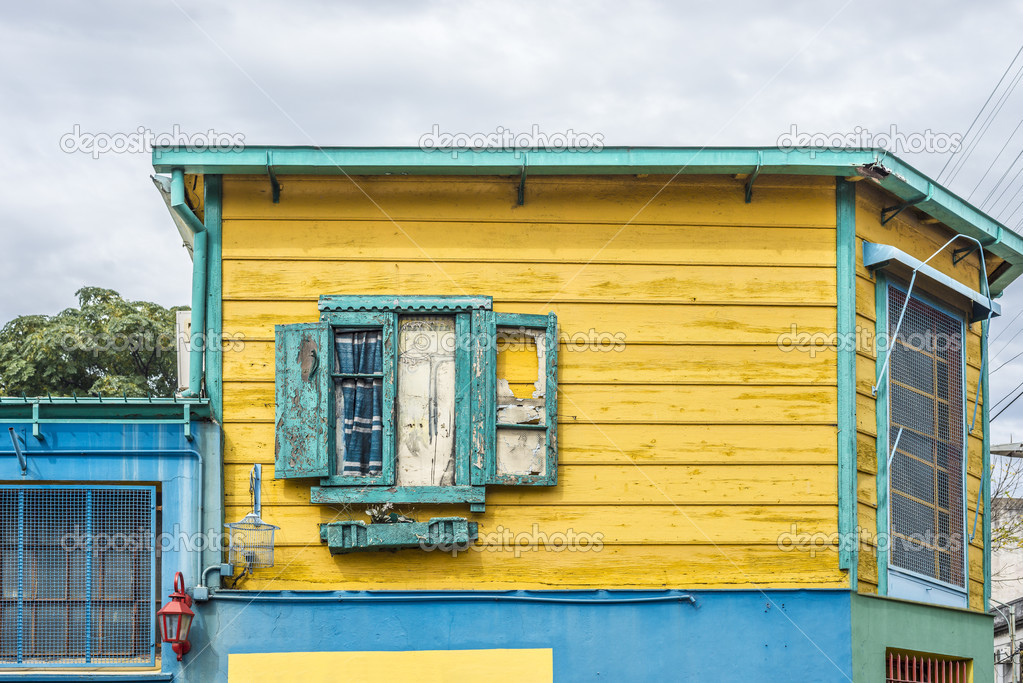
[152, 146, 1023, 294]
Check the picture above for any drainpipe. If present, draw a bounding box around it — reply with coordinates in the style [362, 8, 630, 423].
[170, 168, 207, 398]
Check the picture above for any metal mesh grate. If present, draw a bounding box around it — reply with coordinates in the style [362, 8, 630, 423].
[886, 651, 968, 682]
[0, 486, 154, 667]
[887, 286, 966, 588]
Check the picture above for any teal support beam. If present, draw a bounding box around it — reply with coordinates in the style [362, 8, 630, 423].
[983, 318, 991, 611]
[836, 178, 857, 584]
[170, 168, 207, 398]
[875, 274, 890, 595]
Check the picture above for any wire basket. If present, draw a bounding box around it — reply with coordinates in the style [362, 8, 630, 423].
[226, 512, 280, 570]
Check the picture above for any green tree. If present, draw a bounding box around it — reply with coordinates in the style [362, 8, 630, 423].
[0, 287, 187, 397]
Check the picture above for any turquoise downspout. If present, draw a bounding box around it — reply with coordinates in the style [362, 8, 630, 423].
[170, 168, 207, 398]
[983, 318, 991, 610]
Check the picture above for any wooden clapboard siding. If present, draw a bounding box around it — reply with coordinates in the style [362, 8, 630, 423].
[852, 185, 988, 611]
[220, 173, 845, 591]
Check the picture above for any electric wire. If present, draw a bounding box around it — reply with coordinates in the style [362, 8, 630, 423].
[945, 59, 1023, 186]
[939, 41, 1023, 182]
[993, 383, 1023, 421]
[970, 116, 1023, 202]
[991, 309, 1023, 346]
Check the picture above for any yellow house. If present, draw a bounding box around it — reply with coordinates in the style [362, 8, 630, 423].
[151, 146, 1023, 682]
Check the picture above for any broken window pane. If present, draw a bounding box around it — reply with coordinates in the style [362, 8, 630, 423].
[497, 429, 547, 477]
[495, 328, 547, 477]
[396, 316, 457, 486]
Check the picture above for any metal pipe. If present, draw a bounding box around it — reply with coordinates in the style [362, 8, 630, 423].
[170, 168, 207, 399]
[208, 590, 697, 605]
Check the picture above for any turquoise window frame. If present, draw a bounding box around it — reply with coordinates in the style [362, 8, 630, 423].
[275, 295, 558, 511]
[875, 275, 970, 606]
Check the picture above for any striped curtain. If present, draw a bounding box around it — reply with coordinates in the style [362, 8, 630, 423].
[335, 331, 383, 476]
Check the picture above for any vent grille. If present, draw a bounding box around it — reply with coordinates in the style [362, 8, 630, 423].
[0, 486, 154, 666]
[887, 286, 966, 588]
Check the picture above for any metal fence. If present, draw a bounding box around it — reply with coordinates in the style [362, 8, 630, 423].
[0, 485, 155, 666]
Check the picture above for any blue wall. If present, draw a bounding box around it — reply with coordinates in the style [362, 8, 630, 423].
[0, 420, 220, 680]
[181, 589, 853, 682]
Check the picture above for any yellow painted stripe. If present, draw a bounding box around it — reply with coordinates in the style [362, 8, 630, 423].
[225, 340, 836, 386]
[222, 260, 837, 305]
[224, 463, 838, 507]
[223, 220, 837, 266]
[223, 300, 837, 344]
[221, 381, 837, 424]
[222, 422, 838, 466]
[222, 174, 837, 226]
[228, 649, 553, 683]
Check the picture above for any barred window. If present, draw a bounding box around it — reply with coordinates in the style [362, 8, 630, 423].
[887, 285, 966, 588]
[0, 486, 155, 667]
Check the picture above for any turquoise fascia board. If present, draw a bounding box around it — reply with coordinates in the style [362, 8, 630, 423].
[836, 178, 857, 582]
[152, 146, 1023, 292]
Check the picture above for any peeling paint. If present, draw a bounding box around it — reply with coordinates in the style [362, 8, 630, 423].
[396, 317, 457, 486]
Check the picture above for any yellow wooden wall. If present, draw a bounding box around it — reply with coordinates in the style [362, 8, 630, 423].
[852, 182, 988, 611]
[218, 173, 846, 590]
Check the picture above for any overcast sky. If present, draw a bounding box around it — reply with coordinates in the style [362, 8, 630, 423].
[2, 0, 1023, 440]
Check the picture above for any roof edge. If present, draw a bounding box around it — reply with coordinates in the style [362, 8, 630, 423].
[151, 146, 1023, 294]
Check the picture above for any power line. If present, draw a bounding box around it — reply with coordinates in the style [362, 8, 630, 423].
[969, 116, 1023, 202]
[993, 348, 1023, 374]
[978, 121, 1023, 208]
[993, 384, 1023, 421]
[938, 41, 1023, 182]
[991, 309, 1023, 346]
[992, 377, 1023, 412]
[945, 59, 1023, 186]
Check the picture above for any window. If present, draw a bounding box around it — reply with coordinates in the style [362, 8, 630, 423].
[885, 650, 969, 682]
[274, 296, 558, 510]
[0, 486, 155, 667]
[886, 283, 967, 590]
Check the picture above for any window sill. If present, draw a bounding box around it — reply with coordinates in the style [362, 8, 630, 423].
[320, 517, 478, 554]
[310, 485, 485, 505]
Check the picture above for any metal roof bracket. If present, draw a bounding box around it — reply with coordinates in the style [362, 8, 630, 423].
[266, 151, 281, 203]
[881, 184, 933, 225]
[517, 158, 527, 206]
[744, 151, 762, 203]
[8, 428, 26, 474]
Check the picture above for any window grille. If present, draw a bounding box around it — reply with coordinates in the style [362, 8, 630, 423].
[887, 285, 966, 588]
[0, 486, 155, 667]
[886, 651, 968, 682]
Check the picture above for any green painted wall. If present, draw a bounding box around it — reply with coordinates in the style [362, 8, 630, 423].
[851, 593, 993, 682]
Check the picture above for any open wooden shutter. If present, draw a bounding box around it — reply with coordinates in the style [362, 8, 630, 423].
[274, 322, 332, 479]
[488, 311, 558, 486]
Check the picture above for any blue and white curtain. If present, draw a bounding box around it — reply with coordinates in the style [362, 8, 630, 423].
[335, 331, 383, 476]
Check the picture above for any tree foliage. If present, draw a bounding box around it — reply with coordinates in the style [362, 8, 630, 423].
[0, 287, 186, 397]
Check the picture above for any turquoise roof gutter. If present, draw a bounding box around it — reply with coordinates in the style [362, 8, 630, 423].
[152, 145, 1023, 295]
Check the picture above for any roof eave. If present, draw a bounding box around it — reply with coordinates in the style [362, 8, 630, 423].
[151, 146, 1023, 294]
